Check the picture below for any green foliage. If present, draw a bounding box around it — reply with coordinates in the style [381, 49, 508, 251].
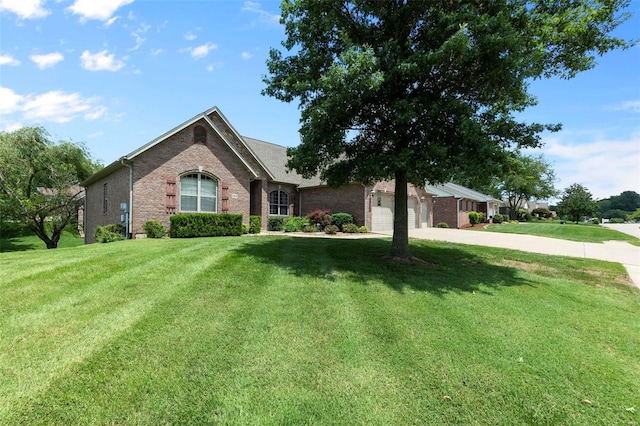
[591, 217, 600, 224]
[142, 220, 166, 239]
[342, 223, 359, 233]
[468, 211, 480, 226]
[608, 217, 625, 224]
[263, 1, 630, 258]
[241, 224, 248, 234]
[268, 216, 286, 231]
[94, 224, 125, 243]
[557, 184, 598, 224]
[0, 126, 101, 249]
[436, 222, 449, 228]
[603, 209, 628, 219]
[283, 216, 308, 232]
[305, 209, 331, 228]
[492, 214, 505, 224]
[169, 214, 242, 238]
[249, 215, 262, 234]
[628, 208, 640, 222]
[532, 207, 553, 219]
[516, 208, 532, 222]
[303, 224, 317, 233]
[478, 212, 487, 223]
[598, 191, 640, 217]
[330, 212, 354, 229]
[358, 226, 368, 233]
[324, 224, 339, 234]
[0, 220, 33, 239]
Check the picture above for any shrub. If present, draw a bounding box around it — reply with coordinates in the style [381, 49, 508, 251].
[532, 207, 553, 219]
[303, 224, 317, 233]
[169, 213, 242, 238]
[268, 216, 286, 231]
[609, 217, 625, 224]
[324, 224, 339, 234]
[306, 209, 332, 228]
[478, 212, 487, 223]
[331, 212, 354, 229]
[468, 211, 480, 226]
[241, 224, 248, 234]
[436, 222, 449, 228]
[283, 216, 307, 232]
[342, 223, 359, 233]
[516, 208, 532, 222]
[142, 220, 166, 238]
[358, 226, 368, 233]
[492, 214, 504, 224]
[591, 217, 601, 224]
[94, 224, 125, 243]
[249, 215, 261, 234]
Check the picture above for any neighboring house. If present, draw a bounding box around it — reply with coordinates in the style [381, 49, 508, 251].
[81, 106, 434, 243]
[425, 182, 502, 228]
[499, 199, 551, 217]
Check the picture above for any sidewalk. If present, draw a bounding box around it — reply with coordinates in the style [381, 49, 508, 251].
[376, 227, 640, 288]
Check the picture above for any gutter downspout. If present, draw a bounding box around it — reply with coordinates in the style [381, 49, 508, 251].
[120, 158, 133, 239]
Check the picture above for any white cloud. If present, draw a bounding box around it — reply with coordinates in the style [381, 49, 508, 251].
[22, 91, 106, 123]
[241, 1, 280, 26]
[184, 32, 197, 41]
[0, 53, 20, 66]
[0, 86, 24, 114]
[150, 48, 164, 56]
[104, 16, 119, 28]
[241, 51, 253, 60]
[80, 50, 126, 71]
[3, 122, 23, 132]
[540, 132, 640, 200]
[0, 0, 49, 19]
[0, 86, 107, 124]
[67, 0, 134, 22]
[30, 52, 64, 69]
[609, 100, 640, 114]
[129, 24, 150, 51]
[187, 43, 217, 60]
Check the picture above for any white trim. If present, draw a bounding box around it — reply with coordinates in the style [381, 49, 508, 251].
[202, 115, 260, 179]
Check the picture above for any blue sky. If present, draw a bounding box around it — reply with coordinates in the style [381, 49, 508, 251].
[1, 0, 638, 201]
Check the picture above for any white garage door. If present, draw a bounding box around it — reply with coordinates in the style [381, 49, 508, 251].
[407, 197, 417, 230]
[371, 193, 394, 231]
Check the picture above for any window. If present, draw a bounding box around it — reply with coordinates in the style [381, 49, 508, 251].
[103, 183, 108, 213]
[269, 190, 289, 215]
[180, 173, 217, 212]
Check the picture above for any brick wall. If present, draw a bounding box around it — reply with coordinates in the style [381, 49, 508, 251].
[84, 166, 130, 243]
[131, 119, 253, 237]
[300, 184, 366, 225]
[433, 196, 458, 228]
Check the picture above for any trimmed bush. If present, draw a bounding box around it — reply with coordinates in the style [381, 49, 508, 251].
[249, 215, 261, 234]
[516, 208, 532, 222]
[268, 216, 286, 231]
[468, 211, 480, 226]
[492, 214, 504, 224]
[436, 222, 449, 228]
[358, 226, 368, 233]
[306, 209, 332, 228]
[303, 224, 317, 233]
[241, 224, 248, 234]
[608, 217, 624, 224]
[142, 220, 166, 239]
[169, 213, 242, 238]
[324, 224, 339, 234]
[94, 224, 125, 243]
[532, 207, 553, 219]
[284, 216, 307, 232]
[478, 212, 487, 223]
[342, 223, 359, 233]
[331, 213, 354, 229]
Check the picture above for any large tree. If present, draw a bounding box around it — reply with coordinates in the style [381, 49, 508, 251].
[557, 183, 598, 223]
[499, 152, 557, 219]
[0, 127, 100, 249]
[263, 0, 632, 260]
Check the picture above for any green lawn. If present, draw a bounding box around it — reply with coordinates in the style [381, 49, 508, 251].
[0, 232, 84, 252]
[477, 221, 640, 245]
[1, 236, 639, 425]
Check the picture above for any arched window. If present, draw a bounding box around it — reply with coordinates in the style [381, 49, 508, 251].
[269, 190, 289, 215]
[181, 173, 217, 212]
[194, 125, 207, 144]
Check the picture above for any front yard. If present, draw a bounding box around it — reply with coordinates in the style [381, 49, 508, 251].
[1, 236, 638, 424]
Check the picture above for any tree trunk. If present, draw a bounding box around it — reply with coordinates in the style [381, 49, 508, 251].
[389, 171, 411, 260]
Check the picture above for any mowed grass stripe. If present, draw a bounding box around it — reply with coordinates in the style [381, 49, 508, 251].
[1, 237, 233, 422]
[1, 236, 639, 424]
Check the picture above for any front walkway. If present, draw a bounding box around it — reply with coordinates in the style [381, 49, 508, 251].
[376, 227, 640, 288]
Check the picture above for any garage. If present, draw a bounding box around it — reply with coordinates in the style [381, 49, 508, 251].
[371, 193, 419, 231]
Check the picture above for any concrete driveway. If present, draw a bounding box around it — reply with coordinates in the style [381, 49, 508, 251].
[376, 227, 640, 288]
[603, 223, 640, 239]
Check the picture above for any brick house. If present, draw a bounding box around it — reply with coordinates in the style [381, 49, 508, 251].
[425, 182, 502, 228]
[81, 106, 434, 243]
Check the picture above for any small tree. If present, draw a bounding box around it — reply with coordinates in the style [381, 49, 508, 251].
[557, 183, 598, 224]
[0, 127, 100, 248]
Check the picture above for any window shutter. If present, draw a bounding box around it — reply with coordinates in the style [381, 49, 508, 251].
[221, 182, 229, 213]
[166, 177, 176, 214]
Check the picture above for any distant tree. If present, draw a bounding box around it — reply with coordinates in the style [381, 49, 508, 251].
[263, 0, 631, 261]
[598, 190, 640, 216]
[628, 208, 640, 222]
[498, 153, 557, 220]
[557, 183, 598, 223]
[0, 127, 100, 249]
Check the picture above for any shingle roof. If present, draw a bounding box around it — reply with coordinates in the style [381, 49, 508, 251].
[424, 182, 500, 203]
[242, 136, 324, 188]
